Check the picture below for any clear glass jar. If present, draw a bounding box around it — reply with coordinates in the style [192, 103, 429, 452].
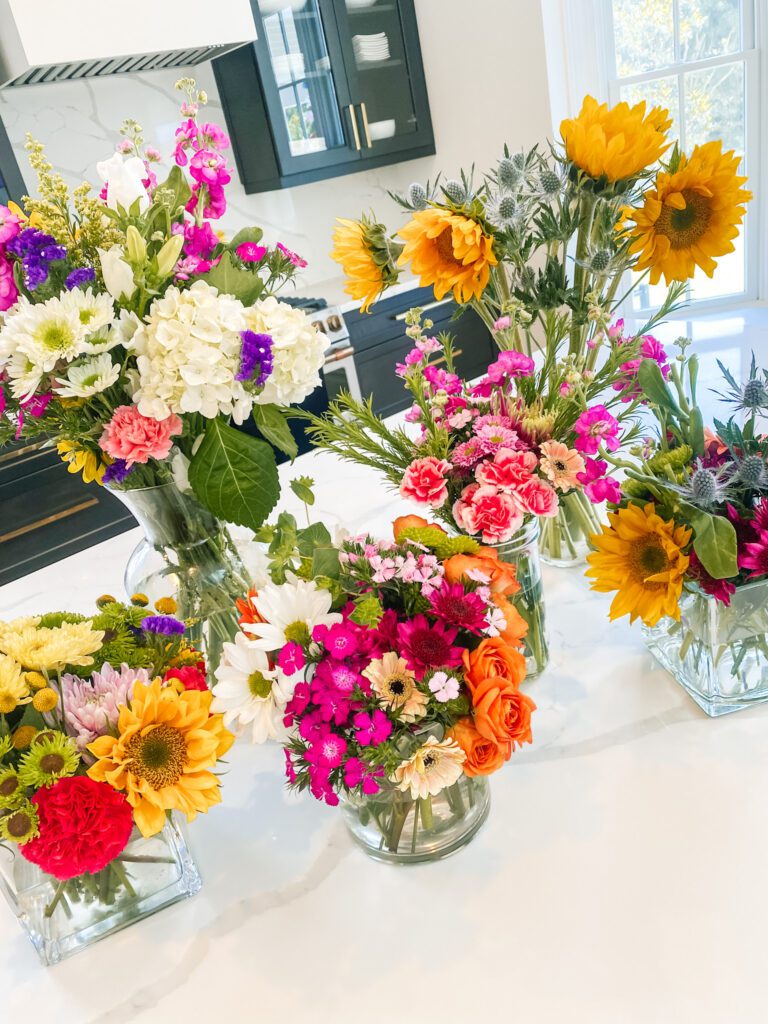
[642, 579, 768, 716]
[539, 490, 603, 568]
[109, 481, 251, 674]
[497, 519, 549, 678]
[342, 775, 490, 865]
[0, 819, 200, 965]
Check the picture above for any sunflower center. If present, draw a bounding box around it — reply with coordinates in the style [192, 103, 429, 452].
[37, 319, 75, 352]
[248, 670, 273, 699]
[39, 753, 65, 774]
[629, 538, 670, 581]
[435, 228, 461, 266]
[284, 620, 310, 645]
[656, 190, 712, 248]
[126, 724, 187, 790]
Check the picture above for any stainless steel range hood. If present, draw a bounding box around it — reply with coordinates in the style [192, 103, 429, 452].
[0, 0, 257, 88]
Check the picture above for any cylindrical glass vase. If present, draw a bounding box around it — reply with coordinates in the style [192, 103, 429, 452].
[341, 775, 490, 864]
[497, 518, 549, 677]
[0, 819, 200, 965]
[109, 481, 251, 674]
[539, 490, 603, 568]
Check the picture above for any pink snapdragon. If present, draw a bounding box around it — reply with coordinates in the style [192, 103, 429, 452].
[99, 406, 182, 466]
[573, 404, 621, 455]
[399, 455, 452, 508]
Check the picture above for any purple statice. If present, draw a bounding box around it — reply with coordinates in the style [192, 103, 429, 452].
[236, 330, 273, 386]
[102, 458, 133, 486]
[65, 266, 96, 290]
[141, 614, 186, 635]
[7, 228, 67, 290]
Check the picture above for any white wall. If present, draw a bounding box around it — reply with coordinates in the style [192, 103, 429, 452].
[0, 0, 551, 302]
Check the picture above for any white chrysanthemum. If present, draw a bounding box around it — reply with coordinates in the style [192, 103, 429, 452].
[60, 287, 115, 335]
[4, 351, 44, 401]
[242, 572, 341, 652]
[246, 296, 327, 406]
[0, 296, 87, 399]
[212, 631, 294, 743]
[55, 352, 120, 397]
[130, 280, 254, 422]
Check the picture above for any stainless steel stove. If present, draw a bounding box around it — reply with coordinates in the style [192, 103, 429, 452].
[307, 303, 362, 403]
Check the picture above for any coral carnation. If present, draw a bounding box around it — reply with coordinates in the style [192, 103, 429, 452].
[99, 405, 182, 466]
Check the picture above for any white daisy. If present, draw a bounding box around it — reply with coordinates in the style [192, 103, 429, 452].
[242, 573, 341, 652]
[5, 351, 44, 401]
[60, 288, 115, 335]
[212, 631, 294, 744]
[55, 353, 120, 398]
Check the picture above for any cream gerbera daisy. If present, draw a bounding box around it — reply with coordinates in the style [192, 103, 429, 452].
[55, 352, 120, 398]
[539, 440, 585, 492]
[212, 631, 294, 743]
[363, 652, 428, 723]
[243, 573, 341, 652]
[0, 654, 31, 715]
[0, 622, 104, 671]
[392, 736, 466, 799]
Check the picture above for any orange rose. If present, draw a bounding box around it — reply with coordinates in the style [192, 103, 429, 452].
[492, 594, 528, 649]
[448, 717, 510, 776]
[392, 514, 446, 540]
[443, 549, 520, 597]
[463, 636, 527, 691]
[471, 675, 536, 749]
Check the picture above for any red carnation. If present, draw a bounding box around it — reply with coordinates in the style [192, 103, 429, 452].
[21, 776, 134, 881]
[164, 662, 208, 691]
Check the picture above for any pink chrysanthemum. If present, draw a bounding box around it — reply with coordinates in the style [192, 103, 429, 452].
[396, 614, 463, 679]
[452, 438, 486, 468]
[428, 582, 488, 634]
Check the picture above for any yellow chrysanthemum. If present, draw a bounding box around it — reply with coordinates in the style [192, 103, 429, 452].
[0, 621, 104, 671]
[561, 95, 671, 183]
[331, 217, 397, 312]
[57, 440, 109, 485]
[586, 502, 691, 627]
[0, 655, 31, 715]
[623, 141, 752, 285]
[397, 207, 497, 303]
[87, 678, 234, 838]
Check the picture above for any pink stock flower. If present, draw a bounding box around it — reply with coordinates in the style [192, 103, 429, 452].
[576, 457, 622, 504]
[183, 221, 219, 258]
[0, 204, 22, 245]
[173, 118, 198, 166]
[186, 183, 226, 220]
[199, 122, 230, 151]
[612, 334, 670, 402]
[493, 315, 512, 331]
[189, 150, 232, 187]
[404, 403, 422, 423]
[608, 318, 624, 340]
[487, 349, 535, 382]
[423, 364, 462, 395]
[276, 242, 308, 268]
[396, 614, 463, 679]
[144, 146, 162, 162]
[236, 242, 267, 263]
[400, 455, 452, 508]
[415, 336, 441, 354]
[0, 253, 18, 311]
[572, 404, 621, 455]
[453, 483, 523, 543]
[475, 447, 537, 490]
[99, 405, 182, 466]
[514, 477, 559, 518]
[353, 709, 392, 747]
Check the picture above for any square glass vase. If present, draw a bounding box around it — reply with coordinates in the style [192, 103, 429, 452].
[642, 579, 768, 716]
[0, 817, 201, 965]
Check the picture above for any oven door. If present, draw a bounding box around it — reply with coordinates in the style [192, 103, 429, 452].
[323, 345, 361, 402]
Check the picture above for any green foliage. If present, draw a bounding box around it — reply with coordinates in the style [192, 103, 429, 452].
[348, 595, 384, 627]
[291, 476, 316, 506]
[689, 509, 739, 580]
[227, 226, 264, 251]
[252, 404, 298, 460]
[204, 251, 264, 305]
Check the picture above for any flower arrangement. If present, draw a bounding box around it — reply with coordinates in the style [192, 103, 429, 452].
[0, 78, 325, 529]
[213, 509, 534, 859]
[0, 594, 232, 915]
[327, 96, 751, 565]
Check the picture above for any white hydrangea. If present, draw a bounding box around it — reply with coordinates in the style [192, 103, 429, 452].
[245, 296, 327, 407]
[130, 280, 253, 422]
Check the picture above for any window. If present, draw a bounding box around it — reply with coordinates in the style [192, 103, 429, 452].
[604, 0, 757, 312]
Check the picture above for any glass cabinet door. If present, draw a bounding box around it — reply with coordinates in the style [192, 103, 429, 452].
[255, 0, 364, 173]
[332, 0, 433, 158]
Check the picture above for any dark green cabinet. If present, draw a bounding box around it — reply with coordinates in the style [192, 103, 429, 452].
[213, 0, 434, 192]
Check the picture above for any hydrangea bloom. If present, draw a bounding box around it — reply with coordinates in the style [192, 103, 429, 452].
[244, 296, 326, 406]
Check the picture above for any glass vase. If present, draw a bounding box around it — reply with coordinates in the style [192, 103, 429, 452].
[642, 579, 768, 716]
[497, 519, 549, 678]
[109, 481, 251, 675]
[0, 818, 201, 965]
[341, 775, 490, 864]
[539, 490, 603, 568]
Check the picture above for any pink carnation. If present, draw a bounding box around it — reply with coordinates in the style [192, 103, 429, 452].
[475, 447, 537, 490]
[453, 483, 523, 543]
[513, 477, 559, 518]
[99, 405, 182, 466]
[400, 456, 452, 508]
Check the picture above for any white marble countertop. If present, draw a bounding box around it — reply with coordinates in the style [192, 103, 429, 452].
[4, 309, 768, 1022]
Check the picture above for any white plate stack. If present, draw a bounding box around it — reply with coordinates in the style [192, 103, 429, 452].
[352, 32, 390, 63]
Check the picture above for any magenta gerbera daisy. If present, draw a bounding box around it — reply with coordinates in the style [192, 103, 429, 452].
[396, 614, 463, 679]
[428, 582, 488, 634]
[740, 530, 768, 579]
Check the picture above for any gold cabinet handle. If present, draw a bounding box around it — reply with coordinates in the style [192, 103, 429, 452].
[359, 101, 372, 148]
[346, 104, 361, 151]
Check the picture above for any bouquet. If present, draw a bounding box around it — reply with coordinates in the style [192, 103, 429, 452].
[0, 594, 232, 921]
[213, 511, 535, 859]
[328, 95, 751, 563]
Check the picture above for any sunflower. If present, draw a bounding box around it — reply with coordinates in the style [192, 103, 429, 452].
[331, 216, 400, 312]
[57, 440, 109, 485]
[87, 678, 234, 838]
[397, 207, 497, 303]
[623, 141, 752, 285]
[586, 502, 691, 626]
[560, 95, 671, 183]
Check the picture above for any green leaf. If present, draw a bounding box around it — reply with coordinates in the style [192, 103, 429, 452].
[688, 407, 705, 458]
[689, 510, 738, 579]
[312, 545, 340, 580]
[228, 226, 264, 251]
[296, 522, 331, 557]
[156, 164, 192, 212]
[252, 404, 298, 459]
[290, 475, 316, 506]
[205, 251, 263, 304]
[188, 418, 279, 531]
[349, 595, 384, 627]
[637, 359, 679, 415]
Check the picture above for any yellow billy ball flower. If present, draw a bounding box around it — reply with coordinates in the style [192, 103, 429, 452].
[131, 593, 150, 607]
[154, 597, 178, 615]
[32, 687, 59, 713]
[11, 726, 38, 750]
[25, 671, 48, 691]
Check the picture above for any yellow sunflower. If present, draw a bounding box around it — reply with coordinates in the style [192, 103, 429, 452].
[57, 440, 109, 485]
[331, 217, 399, 312]
[561, 95, 671, 183]
[623, 141, 752, 285]
[397, 207, 497, 303]
[586, 502, 691, 627]
[87, 678, 234, 838]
